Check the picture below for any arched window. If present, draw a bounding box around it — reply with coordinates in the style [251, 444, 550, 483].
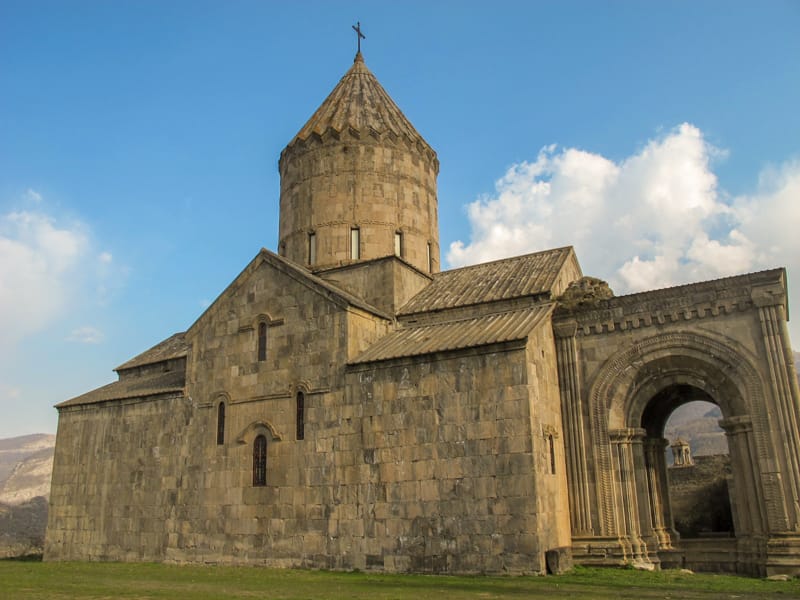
[257, 322, 267, 362]
[394, 231, 403, 258]
[216, 402, 225, 445]
[296, 391, 305, 441]
[253, 434, 267, 486]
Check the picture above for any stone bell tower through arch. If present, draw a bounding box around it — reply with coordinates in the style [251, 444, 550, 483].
[277, 51, 440, 277]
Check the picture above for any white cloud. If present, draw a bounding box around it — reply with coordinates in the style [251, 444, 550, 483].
[24, 189, 43, 203]
[0, 207, 90, 354]
[447, 123, 800, 344]
[98, 251, 113, 264]
[67, 326, 105, 344]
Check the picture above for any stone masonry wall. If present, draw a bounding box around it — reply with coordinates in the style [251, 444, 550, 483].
[346, 345, 548, 573]
[45, 392, 190, 561]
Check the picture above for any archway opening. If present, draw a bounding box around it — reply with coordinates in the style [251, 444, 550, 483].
[642, 385, 733, 540]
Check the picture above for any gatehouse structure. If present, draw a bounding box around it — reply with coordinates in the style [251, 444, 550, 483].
[45, 49, 800, 576]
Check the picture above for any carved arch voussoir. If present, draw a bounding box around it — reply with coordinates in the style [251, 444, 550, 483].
[235, 420, 283, 444]
[590, 330, 765, 425]
[586, 329, 769, 537]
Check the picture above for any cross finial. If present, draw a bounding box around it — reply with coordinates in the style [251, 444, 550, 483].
[352, 21, 365, 54]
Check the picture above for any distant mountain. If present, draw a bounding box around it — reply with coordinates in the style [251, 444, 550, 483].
[0, 497, 48, 558]
[0, 434, 55, 557]
[664, 401, 727, 459]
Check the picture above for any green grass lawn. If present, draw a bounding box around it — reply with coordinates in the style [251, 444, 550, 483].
[1, 561, 798, 600]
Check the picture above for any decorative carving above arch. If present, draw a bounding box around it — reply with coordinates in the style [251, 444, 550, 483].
[291, 380, 313, 395]
[235, 420, 283, 445]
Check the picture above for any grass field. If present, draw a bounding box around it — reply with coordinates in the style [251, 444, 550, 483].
[1, 561, 798, 600]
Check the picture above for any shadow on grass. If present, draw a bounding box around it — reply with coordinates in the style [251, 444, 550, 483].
[0, 553, 43, 562]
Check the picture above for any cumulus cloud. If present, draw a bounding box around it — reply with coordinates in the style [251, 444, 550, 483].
[0, 202, 91, 353]
[447, 124, 800, 342]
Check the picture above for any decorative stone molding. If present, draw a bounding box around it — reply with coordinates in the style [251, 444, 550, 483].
[235, 420, 283, 444]
[553, 268, 785, 338]
[751, 282, 788, 309]
[556, 276, 614, 313]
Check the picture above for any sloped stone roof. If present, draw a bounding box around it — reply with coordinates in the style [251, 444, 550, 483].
[56, 369, 185, 408]
[399, 247, 575, 315]
[115, 332, 188, 371]
[351, 305, 552, 365]
[284, 53, 434, 157]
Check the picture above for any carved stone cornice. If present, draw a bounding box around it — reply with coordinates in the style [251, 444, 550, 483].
[553, 268, 785, 337]
[751, 282, 788, 309]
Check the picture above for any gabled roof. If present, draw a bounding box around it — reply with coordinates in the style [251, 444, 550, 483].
[399, 247, 576, 315]
[56, 369, 185, 408]
[351, 305, 552, 365]
[284, 53, 434, 157]
[115, 332, 188, 372]
[187, 249, 391, 337]
[260, 249, 391, 318]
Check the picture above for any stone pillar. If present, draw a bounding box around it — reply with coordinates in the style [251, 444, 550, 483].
[719, 416, 765, 537]
[554, 321, 593, 536]
[752, 284, 800, 532]
[609, 428, 650, 563]
[643, 437, 675, 549]
[631, 431, 659, 560]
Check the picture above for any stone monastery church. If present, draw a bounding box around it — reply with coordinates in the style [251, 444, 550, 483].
[45, 49, 800, 576]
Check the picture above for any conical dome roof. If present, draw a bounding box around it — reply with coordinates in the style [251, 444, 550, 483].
[284, 53, 435, 158]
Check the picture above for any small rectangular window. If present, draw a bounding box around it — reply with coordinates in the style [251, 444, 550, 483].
[296, 392, 305, 441]
[308, 232, 316, 266]
[394, 232, 402, 257]
[216, 403, 225, 445]
[257, 322, 267, 362]
[253, 435, 267, 486]
[350, 228, 360, 260]
[426, 242, 432, 273]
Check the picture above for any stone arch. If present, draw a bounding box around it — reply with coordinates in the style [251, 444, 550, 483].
[586, 330, 772, 566]
[235, 420, 283, 444]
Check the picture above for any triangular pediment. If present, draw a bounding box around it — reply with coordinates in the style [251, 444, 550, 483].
[187, 249, 391, 338]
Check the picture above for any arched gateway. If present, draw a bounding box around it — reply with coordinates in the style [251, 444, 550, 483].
[553, 272, 800, 576]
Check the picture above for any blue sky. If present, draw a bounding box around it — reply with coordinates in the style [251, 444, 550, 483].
[1, 1, 799, 438]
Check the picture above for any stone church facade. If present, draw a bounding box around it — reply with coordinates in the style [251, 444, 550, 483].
[45, 52, 800, 576]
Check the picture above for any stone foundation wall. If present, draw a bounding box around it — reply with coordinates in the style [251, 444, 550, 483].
[668, 455, 733, 537]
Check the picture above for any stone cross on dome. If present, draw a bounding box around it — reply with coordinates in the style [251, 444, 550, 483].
[352, 21, 365, 54]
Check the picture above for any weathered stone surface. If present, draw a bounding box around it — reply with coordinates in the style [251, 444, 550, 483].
[545, 546, 573, 574]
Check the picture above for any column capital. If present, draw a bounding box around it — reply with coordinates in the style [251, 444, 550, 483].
[609, 427, 647, 443]
[643, 436, 669, 451]
[553, 319, 578, 339]
[719, 415, 753, 435]
[751, 283, 787, 309]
